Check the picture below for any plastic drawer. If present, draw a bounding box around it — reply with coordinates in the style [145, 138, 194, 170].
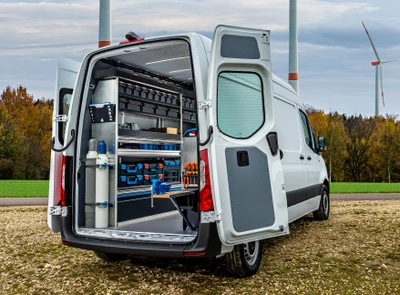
[125, 84, 134, 95]
[155, 106, 168, 116]
[143, 174, 163, 185]
[140, 87, 149, 99]
[183, 111, 192, 121]
[168, 110, 179, 118]
[119, 82, 126, 94]
[120, 163, 143, 174]
[143, 163, 164, 175]
[154, 92, 162, 102]
[119, 175, 143, 187]
[164, 159, 181, 166]
[119, 102, 127, 109]
[127, 104, 141, 112]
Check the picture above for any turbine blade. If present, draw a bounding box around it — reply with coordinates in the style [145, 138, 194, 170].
[378, 64, 385, 106]
[381, 60, 397, 64]
[362, 21, 381, 62]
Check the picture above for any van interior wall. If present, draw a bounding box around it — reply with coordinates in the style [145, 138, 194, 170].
[78, 44, 199, 235]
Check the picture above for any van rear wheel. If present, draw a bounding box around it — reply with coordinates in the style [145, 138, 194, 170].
[313, 185, 330, 220]
[224, 240, 262, 277]
[94, 251, 128, 262]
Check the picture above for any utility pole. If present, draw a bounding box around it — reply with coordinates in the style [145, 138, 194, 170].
[99, 0, 111, 48]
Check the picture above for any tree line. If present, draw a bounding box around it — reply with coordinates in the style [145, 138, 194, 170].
[0, 86, 53, 180]
[0, 86, 399, 182]
[307, 107, 400, 183]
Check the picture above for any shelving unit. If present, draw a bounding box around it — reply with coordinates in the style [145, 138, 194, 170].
[87, 75, 198, 225]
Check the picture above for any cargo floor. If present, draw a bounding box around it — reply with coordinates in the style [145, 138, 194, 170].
[111, 211, 197, 236]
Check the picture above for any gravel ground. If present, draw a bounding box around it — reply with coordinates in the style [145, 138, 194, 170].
[1, 201, 400, 295]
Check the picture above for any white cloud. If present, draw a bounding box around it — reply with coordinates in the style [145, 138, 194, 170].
[1, 0, 398, 115]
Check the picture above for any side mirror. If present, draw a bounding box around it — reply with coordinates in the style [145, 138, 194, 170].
[318, 136, 327, 152]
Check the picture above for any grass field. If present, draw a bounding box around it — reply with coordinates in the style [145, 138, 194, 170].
[1, 201, 399, 294]
[331, 182, 400, 194]
[0, 180, 49, 197]
[1, 180, 400, 197]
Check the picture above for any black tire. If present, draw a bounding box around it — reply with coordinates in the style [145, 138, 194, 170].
[94, 251, 128, 262]
[224, 240, 263, 277]
[313, 184, 330, 220]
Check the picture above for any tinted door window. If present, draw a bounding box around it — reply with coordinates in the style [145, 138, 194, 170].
[217, 72, 264, 139]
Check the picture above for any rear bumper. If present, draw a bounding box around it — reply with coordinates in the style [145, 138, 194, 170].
[59, 207, 221, 258]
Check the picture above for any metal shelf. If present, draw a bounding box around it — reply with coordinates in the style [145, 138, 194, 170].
[118, 136, 181, 144]
[117, 183, 183, 198]
[118, 149, 181, 158]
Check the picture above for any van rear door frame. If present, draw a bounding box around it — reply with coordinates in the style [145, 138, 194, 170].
[48, 58, 80, 232]
[206, 25, 289, 246]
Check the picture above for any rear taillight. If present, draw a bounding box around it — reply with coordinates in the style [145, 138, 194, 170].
[199, 149, 214, 211]
[60, 155, 66, 206]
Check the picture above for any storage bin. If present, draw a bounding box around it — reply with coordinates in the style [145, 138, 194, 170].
[142, 103, 155, 114]
[120, 163, 143, 174]
[133, 86, 142, 97]
[183, 110, 193, 121]
[168, 110, 179, 118]
[155, 106, 168, 116]
[154, 92, 161, 102]
[171, 95, 179, 106]
[119, 175, 143, 187]
[127, 104, 141, 112]
[143, 174, 163, 185]
[119, 102, 127, 109]
[143, 163, 163, 175]
[125, 84, 134, 95]
[119, 82, 126, 94]
[164, 169, 180, 182]
[160, 93, 168, 103]
[140, 87, 149, 99]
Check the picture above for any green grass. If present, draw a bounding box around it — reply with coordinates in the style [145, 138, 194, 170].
[331, 182, 400, 194]
[0, 180, 49, 197]
[1, 180, 399, 197]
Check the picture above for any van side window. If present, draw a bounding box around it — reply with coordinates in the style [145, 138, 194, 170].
[58, 88, 73, 145]
[274, 98, 301, 152]
[217, 72, 264, 139]
[299, 110, 318, 154]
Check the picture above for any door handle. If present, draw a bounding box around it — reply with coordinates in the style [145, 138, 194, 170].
[307, 156, 312, 160]
[237, 151, 249, 167]
[300, 155, 305, 160]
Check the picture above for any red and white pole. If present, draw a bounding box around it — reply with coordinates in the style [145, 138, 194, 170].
[99, 0, 111, 48]
[288, 0, 299, 95]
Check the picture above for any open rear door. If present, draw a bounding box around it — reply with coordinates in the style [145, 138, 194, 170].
[48, 58, 80, 232]
[206, 25, 289, 246]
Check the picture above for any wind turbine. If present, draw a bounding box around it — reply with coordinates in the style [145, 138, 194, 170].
[362, 21, 395, 116]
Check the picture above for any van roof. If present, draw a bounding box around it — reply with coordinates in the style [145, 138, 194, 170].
[112, 32, 304, 108]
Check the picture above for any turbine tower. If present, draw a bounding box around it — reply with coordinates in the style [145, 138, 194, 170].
[362, 21, 395, 116]
[99, 0, 111, 48]
[288, 0, 299, 95]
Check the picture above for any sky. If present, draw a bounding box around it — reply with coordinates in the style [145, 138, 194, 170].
[0, 0, 400, 117]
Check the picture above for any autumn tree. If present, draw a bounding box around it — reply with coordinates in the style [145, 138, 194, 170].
[0, 86, 53, 179]
[344, 115, 376, 182]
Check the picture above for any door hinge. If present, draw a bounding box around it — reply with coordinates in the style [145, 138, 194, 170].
[49, 206, 67, 216]
[199, 100, 211, 110]
[53, 115, 69, 122]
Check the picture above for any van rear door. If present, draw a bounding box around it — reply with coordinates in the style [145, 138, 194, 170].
[48, 58, 79, 232]
[206, 25, 289, 246]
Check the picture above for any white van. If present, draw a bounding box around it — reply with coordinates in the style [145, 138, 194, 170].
[48, 25, 330, 277]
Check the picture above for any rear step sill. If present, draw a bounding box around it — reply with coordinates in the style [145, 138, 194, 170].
[77, 227, 196, 244]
